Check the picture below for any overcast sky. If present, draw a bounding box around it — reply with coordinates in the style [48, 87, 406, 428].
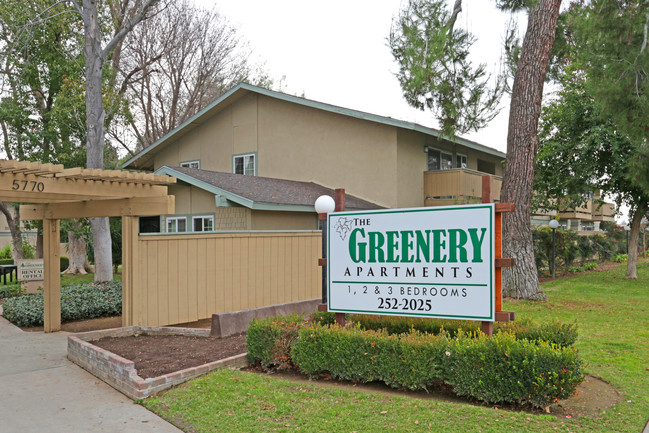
[195, 0, 524, 153]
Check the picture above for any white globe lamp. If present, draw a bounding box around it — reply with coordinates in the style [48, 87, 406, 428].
[315, 195, 335, 215]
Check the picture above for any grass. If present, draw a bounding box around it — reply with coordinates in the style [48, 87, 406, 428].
[141, 262, 649, 433]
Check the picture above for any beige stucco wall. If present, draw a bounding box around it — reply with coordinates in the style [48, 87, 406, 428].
[154, 93, 261, 173]
[396, 129, 428, 208]
[151, 91, 505, 213]
[250, 210, 317, 231]
[167, 184, 216, 214]
[256, 96, 398, 208]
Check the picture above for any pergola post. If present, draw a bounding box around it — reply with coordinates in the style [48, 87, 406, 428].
[43, 218, 61, 332]
[121, 216, 139, 326]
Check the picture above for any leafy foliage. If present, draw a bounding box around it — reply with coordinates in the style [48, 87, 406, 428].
[0, 284, 24, 300]
[388, 0, 505, 136]
[2, 281, 122, 327]
[247, 313, 582, 409]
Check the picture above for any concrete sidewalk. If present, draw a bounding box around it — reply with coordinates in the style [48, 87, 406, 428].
[0, 315, 181, 433]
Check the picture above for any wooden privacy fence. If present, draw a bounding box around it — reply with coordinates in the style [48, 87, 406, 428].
[123, 229, 321, 327]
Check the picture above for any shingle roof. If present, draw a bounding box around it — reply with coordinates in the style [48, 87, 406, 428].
[157, 166, 382, 211]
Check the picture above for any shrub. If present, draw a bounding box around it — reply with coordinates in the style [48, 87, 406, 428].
[292, 325, 448, 391]
[613, 254, 628, 263]
[349, 314, 577, 348]
[246, 314, 307, 370]
[568, 266, 584, 273]
[583, 262, 598, 271]
[60, 256, 70, 272]
[0, 284, 24, 299]
[445, 332, 583, 408]
[2, 281, 122, 327]
[290, 324, 582, 409]
[0, 258, 14, 266]
[0, 244, 11, 259]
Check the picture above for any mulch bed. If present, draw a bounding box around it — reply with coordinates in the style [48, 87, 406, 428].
[93, 333, 247, 379]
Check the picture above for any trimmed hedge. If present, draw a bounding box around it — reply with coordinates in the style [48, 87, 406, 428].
[2, 281, 122, 327]
[247, 314, 584, 409]
[0, 258, 13, 266]
[339, 314, 578, 348]
[246, 314, 306, 370]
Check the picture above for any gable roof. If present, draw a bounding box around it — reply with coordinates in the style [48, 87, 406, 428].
[155, 166, 383, 212]
[123, 83, 505, 170]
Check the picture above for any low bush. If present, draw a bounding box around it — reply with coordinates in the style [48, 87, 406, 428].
[613, 254, 628, 263]
[583, 262, 598, 271]
[60, 256, 70, 272]
[2, 281, 122, 327]
[0, 284, 24, 299]
[290, 325, 582, 409]
[568, 266, 584, 273]
[0, 258, 14, 266]
[335, 314, 577, 348]
[247, 314, 583, 409]
[246, 314, 307, 370]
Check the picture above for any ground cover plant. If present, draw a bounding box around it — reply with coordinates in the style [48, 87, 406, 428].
[141, 261, 649, 432]
[2, 281, 122, 327]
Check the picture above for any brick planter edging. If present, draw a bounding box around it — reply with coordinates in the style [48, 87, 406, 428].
[67, 326, 248, 400]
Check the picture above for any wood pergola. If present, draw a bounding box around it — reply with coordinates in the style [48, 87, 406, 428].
[0, 160, 175, 332]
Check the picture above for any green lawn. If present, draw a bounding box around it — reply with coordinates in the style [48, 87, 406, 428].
[59, 272, 121, 286]
[141, 262, 649, 433]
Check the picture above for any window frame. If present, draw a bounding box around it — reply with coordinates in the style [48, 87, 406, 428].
[456, 153, 468, 169]
[232, 152, 256, 176]
[166, 216, 187, 233]
[180, 160, 200, 169]
[192, 215, 215, 232]
[428, 148, 454, 171]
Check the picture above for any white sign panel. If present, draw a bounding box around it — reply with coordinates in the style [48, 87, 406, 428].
[327, 204, 495, 321]
[18, 259, 44, 281]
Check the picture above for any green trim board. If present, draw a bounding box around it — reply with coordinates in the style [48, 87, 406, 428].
[123, 83, 505, 169]
[327, 204, 495, 322]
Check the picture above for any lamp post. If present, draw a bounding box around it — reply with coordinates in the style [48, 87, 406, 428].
[549, 219, 559, 279]
[315, 195, 335, 305]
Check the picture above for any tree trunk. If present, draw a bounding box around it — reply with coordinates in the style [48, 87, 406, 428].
[625, 204, 647, 279]
[64, 230, 91, 274]
[82, 0, 113, 282]
[36, 231, 43, 259]
[501, 0, 561, 301]
[0, 202, 23, 262]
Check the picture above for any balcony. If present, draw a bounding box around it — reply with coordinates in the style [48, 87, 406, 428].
[424, 169, 502, 207]
[592, 202, 616, 222]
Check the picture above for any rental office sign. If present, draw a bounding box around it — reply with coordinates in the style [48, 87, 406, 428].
[327, 204, 495, 321]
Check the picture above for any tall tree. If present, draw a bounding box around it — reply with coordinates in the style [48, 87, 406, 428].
[389, 0, 506, 137]
[538, 0, 649, 279]
[500, 0, 561, 300]
[0, 0, 87, 261]
[68, 0, 161, 282]
[114, 0, 257, 150]
[390, 0, 561, 299]
[536, 63, 649, 278]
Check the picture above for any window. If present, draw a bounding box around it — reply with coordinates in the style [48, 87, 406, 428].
[233, 153, 255, 176]
[427, 149, 453, 171]
[477, 159, 496, 175]
[456, 154, 467, 169]
[166, 216, 187, 233]
[193, 215, 214, 232]
[139, 216, 161, 234]
[180, 160, 200, 169]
